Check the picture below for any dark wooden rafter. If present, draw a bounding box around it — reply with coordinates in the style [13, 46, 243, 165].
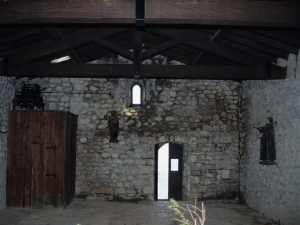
[221, 39, 279, 63]
[142, 38, 192, 64]
[10, 28, 129, 64]
[145, 28, 267, 68]
[45, 27, 82, 63]
[231, 30, 300, 55]
[193, 29, 230, 65]
[0, 1, 299, 81]
[92, 37, 133, 61]
[143, 32, 199, 57]
[0, 31, 50, 54]
[0, 29, 92, 59]
[1, 63, 286, 80]
[0, 1, 300, 28]
[134, 29, 143, 78]
[225, 32, 288, 59]
[0, 28, 44, 45]
[254, 30, 300, 48]
[142, 38, 182, 61]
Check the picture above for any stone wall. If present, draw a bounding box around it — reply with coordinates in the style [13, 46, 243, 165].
[240, 52, 300, 225]
[0, 76, 15, 211]
[18, 72, 241, 201]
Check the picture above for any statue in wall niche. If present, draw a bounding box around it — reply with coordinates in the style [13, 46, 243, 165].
[108, 111, 119, 143]
[253, 117, 276, 165]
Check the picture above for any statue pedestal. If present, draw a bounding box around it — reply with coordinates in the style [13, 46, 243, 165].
[259, 161, 276, 165]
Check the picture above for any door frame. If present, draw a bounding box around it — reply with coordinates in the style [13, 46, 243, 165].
[154, 142, 184, 201]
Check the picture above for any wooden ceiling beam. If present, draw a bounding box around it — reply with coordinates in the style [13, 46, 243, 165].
[142, 38, 182, 61]
[133, 29, 143, 78]
[1, 1, 299, 28]
[254, 31, 300, 48]
[145, 0, 300, 28]
[92, 37, 134, 61]
[225, 33, 288, 59]
[143, 32, 198, 55]
[222, 40, 278, 63]
[0, 29, 92, 59]
[193, 29, 230, 65]
[146, 28, 266, 68]
[45, 27, 82, 63]
[2, 63, 286, 80]
[10, 28, 128, 64]
[0, 31, 50, 53]
[0, 28, 44, 45]
[232, 30, 300, 55]
[142, 37, 193, 64]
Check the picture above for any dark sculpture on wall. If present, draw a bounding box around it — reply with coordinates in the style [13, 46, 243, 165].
[253, 117, 276, 165]
[108, 111, 119, 143]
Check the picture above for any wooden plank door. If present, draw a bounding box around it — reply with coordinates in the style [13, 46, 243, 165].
[169, 143, 183, 200]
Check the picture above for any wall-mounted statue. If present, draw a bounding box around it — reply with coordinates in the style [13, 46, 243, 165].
[108, 111, 119, 143]
[253, 117, 276, 165]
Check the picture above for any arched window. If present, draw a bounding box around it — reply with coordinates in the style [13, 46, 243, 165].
[132, 84, 141, 104]
[126, 80, 146, 109]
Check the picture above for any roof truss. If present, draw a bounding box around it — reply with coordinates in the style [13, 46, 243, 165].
[1, 1, 300, 80]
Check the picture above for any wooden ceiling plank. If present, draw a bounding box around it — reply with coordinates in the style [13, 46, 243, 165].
[0, 27, 24, 37]
[225, 33, 288, 59]
[145, 0, 300, 28]
[222, 40, 278, 63]
[254, 30, 300, 48]
[0, 29, 94, 58]
[10, 28, 127, 64]
[1, 1, 299, 27]
[0, 28, 44, 45]
[92, 37, 133, 61]
[232, 30, 300, 55]
[142, 38, 182, 61]
[2, 63, 286, 80]
[193, 29, 230, 65]
[0, 1, 135, 24]
[0, 31, 50, 53]
[146, 28, 266, 68]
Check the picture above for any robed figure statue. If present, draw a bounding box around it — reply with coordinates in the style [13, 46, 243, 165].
[108, 111, 119, 143]
[253, 117, 276, 164]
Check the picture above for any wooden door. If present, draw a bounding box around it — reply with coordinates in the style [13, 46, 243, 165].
[31, 144, 57, 208]
[169, 143, 183, 200]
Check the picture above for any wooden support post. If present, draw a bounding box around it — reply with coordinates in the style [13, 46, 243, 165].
[134, 29, 143, 78]
[136, 0, 145, 26]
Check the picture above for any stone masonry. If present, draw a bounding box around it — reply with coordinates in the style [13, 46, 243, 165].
[0, 76, 15, 211]
[240, 52, 300, 225]
[14, 55, 241, 202]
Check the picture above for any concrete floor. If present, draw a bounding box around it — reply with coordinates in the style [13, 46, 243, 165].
[0, 198, 278, 225]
